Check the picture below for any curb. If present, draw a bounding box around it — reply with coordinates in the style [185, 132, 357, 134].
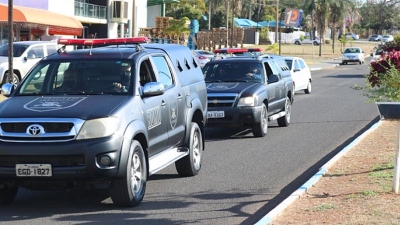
[254, 120, 383, 225]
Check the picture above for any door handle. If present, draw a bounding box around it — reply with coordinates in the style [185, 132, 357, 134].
[161, 100, 166, 106]
[177, 93, 182, 100]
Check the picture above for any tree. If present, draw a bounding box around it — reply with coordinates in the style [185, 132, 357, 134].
[163, 17, 191, 44]
[330, 0, 350, 53]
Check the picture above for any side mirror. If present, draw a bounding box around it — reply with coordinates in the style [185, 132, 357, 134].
[370, 53, 373, 56]
[267, 74, 280, 83]
[142, 82, 165, 97]
[1, 83, 15, 97]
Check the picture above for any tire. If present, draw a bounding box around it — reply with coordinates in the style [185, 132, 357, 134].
[277, 97, 291, 127]
[110, 140, 147, 207]
[0, 185, 18, 205]
[359, 61, 362, 65]
[313, 41, 318, 45]
[175, 122, 203, 177]
[2, 73, 19, 86]
[294, 41, 300, 45]
[252, 103, 268, 137]
[304, 81, 312, 94]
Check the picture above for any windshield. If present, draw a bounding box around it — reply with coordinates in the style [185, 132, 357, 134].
[203, 62, 264, 83]
[16, 59, 133, 96]
[0, 44, 30, 57]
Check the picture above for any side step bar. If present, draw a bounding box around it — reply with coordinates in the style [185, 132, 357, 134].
[149, 147, 189, 176]
[268, 111, 286, 122]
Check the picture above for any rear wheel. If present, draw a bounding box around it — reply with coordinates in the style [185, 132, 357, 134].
[294, 41, 300, 45]
[277, 97, 291, 127]
[175, 122, 203, 177]
[1, 72, 19, 86]
[252, 104, 268, 137]
[0, 185, 18, 205]
[304, 81, 312, 94]
[110, 140, 147, 207]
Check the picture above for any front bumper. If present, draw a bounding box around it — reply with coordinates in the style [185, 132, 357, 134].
[206, 105, 263, 127]
[0, 135, 126, 183]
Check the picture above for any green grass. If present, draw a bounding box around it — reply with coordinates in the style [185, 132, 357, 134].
[312, 203, 336, 211]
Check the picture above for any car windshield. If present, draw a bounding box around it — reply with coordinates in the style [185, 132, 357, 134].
[203, 62, 264, 83]
[0, 44, 29, 57]
[344, 48, 360, 53]
[16, 59, 133, 96]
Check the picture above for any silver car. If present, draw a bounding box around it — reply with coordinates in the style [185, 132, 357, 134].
[0, 41, 58, 86]
[342, 47, 365, 65]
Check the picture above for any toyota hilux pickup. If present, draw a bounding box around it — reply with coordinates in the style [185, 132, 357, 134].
[202, 48, 293, 137]
[0, 37, 207, 207]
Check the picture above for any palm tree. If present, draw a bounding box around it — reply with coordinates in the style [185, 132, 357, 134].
[163, 17, 191, 44]
[330, 0, 349, 53]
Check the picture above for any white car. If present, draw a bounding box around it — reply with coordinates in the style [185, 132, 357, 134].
[381, 35, 394, 42]
[342, 47, 365, 65]
[0, 41, 58, 86]
[192, 50, 215, 68]
[370, 48, 383, 64]
[283, 56, 312, 94]
[345, 33, 359, 40]
[293, 36, 320, 45]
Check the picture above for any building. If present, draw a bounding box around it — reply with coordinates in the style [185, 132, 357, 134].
[0, 0, 178, 42]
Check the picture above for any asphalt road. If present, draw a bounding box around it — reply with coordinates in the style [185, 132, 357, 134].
[0, 63, 379, 225]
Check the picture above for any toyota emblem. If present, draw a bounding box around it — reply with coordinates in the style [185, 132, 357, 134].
[26, 124, 45, 136]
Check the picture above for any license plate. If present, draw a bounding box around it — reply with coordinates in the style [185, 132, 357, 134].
[16, 164, 52, 177]
[207, 111, 225, 118]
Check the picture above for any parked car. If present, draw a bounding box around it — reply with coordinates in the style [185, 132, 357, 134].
[342, 47, 365, 65]
[0, 41, 59, 86]
[381, 35, 394, 42]
[192, 50, 215, 68]
[368, 34, 382, 41]
[283, 56, 312, 94]
[339, 33, 359, 40]
[293, 36, 320, 45]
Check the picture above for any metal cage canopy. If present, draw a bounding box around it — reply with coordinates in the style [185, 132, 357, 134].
[0, 3, 83, 36]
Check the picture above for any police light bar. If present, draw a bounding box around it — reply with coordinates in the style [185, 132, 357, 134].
[57, 37, 149, 46]
[214, 48, 262, 54]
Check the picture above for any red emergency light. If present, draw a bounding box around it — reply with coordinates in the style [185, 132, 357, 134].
[214, 48, 262, 54]
[57, 37, 149, 46]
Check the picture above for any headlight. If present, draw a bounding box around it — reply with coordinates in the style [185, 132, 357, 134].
[238, 96, 255, 107]
[77, 117, 120, 140]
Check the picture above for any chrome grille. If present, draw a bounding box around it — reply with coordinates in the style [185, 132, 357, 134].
[1, 122, 74, 133]
[207, 93, 237, 108]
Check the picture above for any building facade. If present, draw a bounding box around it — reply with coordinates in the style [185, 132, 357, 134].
[0, 0, 153, 40]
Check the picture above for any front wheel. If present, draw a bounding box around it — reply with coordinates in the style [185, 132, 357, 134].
[294, 41, 300, 45]
[175, 122, 203, 177]
[0, 185, 18, 205]
[252, 104, 268, 137]
[277, 97, 291, 127]
[304, 81, 312, 94]
[110, 140, 147, 207]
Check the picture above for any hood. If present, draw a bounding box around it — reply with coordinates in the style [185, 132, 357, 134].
[206, 82, 260, 95]
[0, 95, 129, 120]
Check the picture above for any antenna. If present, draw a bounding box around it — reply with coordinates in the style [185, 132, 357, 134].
[89, 33, 97, 55]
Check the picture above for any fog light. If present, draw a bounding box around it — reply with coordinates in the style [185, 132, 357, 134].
[99, 155, 112, 166]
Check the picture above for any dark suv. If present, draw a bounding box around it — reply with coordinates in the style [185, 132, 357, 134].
[0, 37, 207, 207]
[203, 49, 293, 137]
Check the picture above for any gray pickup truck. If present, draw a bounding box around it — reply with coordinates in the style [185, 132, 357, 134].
[0, 37, 207, 207]
[203, 54, 293, 137]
